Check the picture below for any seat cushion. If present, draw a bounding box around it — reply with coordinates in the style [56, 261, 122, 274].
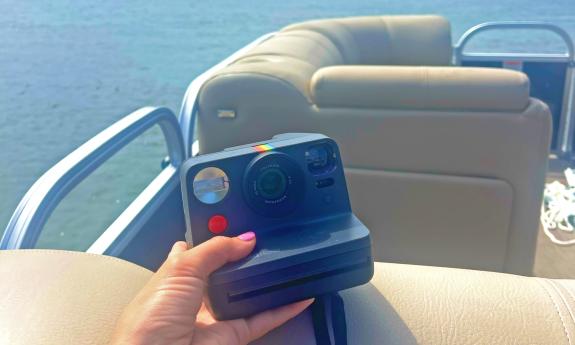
[0, 250, 152, 345]
[205, 15, 453, 104]
[197, 15, 550, 275]
[4, 250, 574, 345]
[311, 66, 530, 111]
[258, 262, 575, 344]
[343, 262, 575, 344]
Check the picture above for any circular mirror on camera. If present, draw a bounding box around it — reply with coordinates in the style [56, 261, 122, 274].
[193, 167, 230, 204]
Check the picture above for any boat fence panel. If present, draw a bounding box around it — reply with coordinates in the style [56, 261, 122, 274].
[454, 21, 575, 157]
[0, 107, 185, 251]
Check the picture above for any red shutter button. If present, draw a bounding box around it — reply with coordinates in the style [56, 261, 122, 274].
[208, 215, 228, 234]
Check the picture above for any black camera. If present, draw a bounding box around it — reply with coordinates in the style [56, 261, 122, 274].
[181, 133, 373, 320]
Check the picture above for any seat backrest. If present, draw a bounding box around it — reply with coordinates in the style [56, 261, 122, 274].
[209, 15, 452, 108]
[282, 15, 452, 66]
[197, 16, 551, 275]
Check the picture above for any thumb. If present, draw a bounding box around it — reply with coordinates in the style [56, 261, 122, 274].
[179, 232, 256, 280]
[168, 241, 189, 257]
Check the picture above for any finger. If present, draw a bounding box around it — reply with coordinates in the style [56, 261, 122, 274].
[243, 298, 315, 342]
[180, 232, 256, 279]
[168, 241, 188, 257]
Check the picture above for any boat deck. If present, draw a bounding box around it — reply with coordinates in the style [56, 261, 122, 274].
[533, 158, 575, 278]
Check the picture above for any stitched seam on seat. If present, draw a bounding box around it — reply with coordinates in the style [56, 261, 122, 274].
[240, 51, 322, 68]
[378, 17, 392, 64]
[0, 249, 153, 275]
[551, 280, 575, 330]
[277, 31, 344, 64]
[424, 67, 430, 108]
[561, 282, 575, 307]
[287, 21, 358, 64]
[335, 19, 361, 64]
[206, 71, 312, 104]
[537, 278, 572, 345]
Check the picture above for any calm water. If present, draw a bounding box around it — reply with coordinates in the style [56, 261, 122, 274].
[1, 0, 574, 250]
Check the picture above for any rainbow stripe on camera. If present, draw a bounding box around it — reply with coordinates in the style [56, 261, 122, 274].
[253, 144, 274, 153]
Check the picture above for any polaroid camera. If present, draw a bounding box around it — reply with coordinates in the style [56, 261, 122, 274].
[181, 133, 373, 320]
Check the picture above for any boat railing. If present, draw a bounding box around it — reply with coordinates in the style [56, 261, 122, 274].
[0, 107, 185, 251]
[454, 21, 575, 157]
[454, 22, 574, 64]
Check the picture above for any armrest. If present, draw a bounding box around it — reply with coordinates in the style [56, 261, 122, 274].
[310, 66, 530, 111]
[256, 262, 575, 344]
[0, 250, 152, 345]
[341, 262, 575, 344]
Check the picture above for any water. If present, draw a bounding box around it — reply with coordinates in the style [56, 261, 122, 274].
[1, 0, 574, 250]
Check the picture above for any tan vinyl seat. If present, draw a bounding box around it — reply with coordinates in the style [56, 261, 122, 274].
[197, 15, 552, 275]
[0, 250, 152, 345]
[2, 250, 575, 345]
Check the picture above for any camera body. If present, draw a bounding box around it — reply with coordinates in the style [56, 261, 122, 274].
[181, 133, 373, 320]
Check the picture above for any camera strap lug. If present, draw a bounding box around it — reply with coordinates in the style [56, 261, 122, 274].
[311, 292, 348, 345]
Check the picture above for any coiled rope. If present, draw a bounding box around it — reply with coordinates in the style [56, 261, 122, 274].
[541, 176, 575, 246]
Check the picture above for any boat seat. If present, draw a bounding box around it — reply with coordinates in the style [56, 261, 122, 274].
[196, 15, 552, 275]
[2, 250, 574, 344]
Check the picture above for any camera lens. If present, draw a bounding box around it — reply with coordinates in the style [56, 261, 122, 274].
[256, 167, 288, 200]
[243, 152, 305, 217]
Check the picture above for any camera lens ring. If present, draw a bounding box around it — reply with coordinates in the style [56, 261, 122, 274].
[243, 152, 305, 217]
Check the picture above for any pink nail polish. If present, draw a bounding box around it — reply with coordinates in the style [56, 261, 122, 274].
[238, 231, 255, 241]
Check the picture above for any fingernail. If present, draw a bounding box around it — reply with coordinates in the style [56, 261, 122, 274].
[305, 298, 315, 306]
[237, 231, 255, 241]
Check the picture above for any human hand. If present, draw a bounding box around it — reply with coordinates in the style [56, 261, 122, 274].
[110, 232, 313, 345]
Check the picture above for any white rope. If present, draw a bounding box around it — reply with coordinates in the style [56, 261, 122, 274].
[541, 178, 575, 246]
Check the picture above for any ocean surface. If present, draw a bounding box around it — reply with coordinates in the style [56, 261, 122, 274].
[1, 0, 574, 250]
